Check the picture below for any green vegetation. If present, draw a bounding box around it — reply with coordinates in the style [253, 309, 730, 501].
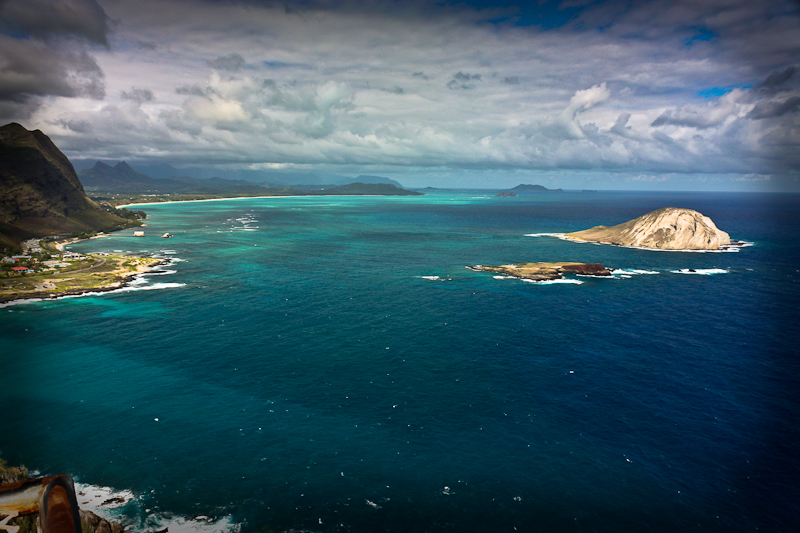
[0, 457, 30, 484]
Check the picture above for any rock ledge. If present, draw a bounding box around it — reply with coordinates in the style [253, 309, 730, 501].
[470, 262, 611, 281]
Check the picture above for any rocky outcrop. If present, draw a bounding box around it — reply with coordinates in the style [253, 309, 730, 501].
[471, 262, 611, 281]
[564, 207, 731, 250]
[80, 510, 128, 533]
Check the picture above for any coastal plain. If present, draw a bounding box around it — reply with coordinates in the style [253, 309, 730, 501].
[0, 251, 166, 304]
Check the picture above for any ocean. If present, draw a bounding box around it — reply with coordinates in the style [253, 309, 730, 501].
[1, 190, 798, 533]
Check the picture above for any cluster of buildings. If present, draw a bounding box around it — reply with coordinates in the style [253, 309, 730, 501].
[2, 251, 88, 275]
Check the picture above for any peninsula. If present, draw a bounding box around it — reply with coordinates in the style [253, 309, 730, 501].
[0, 244, 168, 304]
[470, 262, 611, 282]
[564, 207, 731, 250]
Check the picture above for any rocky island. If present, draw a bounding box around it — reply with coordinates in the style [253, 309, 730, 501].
[564, 207, 731, 250]
[470, 262, 611, 281]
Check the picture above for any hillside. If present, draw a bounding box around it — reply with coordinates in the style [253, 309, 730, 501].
[508, 184, 563, 193]
[0, 123, 137, 251]
[564, 207, 732, 250]
[79, 162, 272, 195]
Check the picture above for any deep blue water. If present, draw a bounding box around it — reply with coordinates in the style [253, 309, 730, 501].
[1, 190, 798, 532]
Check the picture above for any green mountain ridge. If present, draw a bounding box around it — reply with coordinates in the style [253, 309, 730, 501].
[78, 160, 422, 199]
[0, 123, 137, 251]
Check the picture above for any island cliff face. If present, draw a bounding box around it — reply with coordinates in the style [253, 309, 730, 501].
[564, 207, 731, 250]
[0, 123, 133, 249]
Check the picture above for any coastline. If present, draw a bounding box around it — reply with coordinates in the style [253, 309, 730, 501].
[116, 193, 408, 208]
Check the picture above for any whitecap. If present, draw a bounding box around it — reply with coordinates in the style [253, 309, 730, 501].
[146, 269, 178, 276]
[611, 269, 659, 276]
[115, 282, 186, 292]
[524, 233, 565, 238]
[420, 275, 441, 280]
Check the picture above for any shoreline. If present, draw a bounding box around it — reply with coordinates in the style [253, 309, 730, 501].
[116, 193, 407, 208]
[526, 233, 751, 253]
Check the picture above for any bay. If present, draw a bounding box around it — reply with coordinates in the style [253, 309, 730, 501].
[1, 190, 798, 532]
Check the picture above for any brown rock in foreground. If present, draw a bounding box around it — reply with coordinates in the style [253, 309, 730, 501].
[471, 262, 611, 281]
[80, 510, 128, 533]
[564, 207, 731, 250]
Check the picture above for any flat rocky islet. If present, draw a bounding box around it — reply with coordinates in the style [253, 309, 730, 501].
[470, 262, 611, 282]
[564, 206, 732, 250]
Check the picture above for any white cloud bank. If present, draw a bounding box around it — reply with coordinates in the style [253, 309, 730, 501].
[1, 0, 799, 190]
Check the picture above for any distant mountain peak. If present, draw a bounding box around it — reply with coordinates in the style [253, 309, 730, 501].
[509, 183, 562, 193]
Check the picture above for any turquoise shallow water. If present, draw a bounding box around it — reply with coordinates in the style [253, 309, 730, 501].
[1, 190, 798, 532]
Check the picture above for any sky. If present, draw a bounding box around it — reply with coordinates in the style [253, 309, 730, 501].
[1, 0, 799, 191]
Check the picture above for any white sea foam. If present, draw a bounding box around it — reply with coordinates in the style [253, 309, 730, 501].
[420, 276, 440, 280]
[138, 514, 240, 533]
[115, 282, 186, 292]
[537, 278, 584, 285]
[74, 482, 134, 511]
[521, 278, 583, 285]
[611, 269, 660, 276]
[74, 482, 239, 533]
[146, 269, 178, 276]
[671, 268, 729, 275]
[524, 233, 565, 238]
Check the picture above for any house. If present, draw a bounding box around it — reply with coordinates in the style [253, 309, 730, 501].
[12, 266, 29, 273]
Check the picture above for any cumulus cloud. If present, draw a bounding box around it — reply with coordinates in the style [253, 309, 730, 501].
[10, 0, 799, 188]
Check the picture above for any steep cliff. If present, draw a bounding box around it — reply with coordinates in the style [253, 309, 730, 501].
[565, 207, 731, 250]
[0, 123, 133, 249]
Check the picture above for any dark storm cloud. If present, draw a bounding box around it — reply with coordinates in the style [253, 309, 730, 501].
[0, 0, 111, 47]
[0, 36, 104, 101]
[207, 53, 246, 71]
[121, 87, 155, 103]
[755, 66, 797, 93]
[747, 96, 800, 119]
[0, 0, 109, 120]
